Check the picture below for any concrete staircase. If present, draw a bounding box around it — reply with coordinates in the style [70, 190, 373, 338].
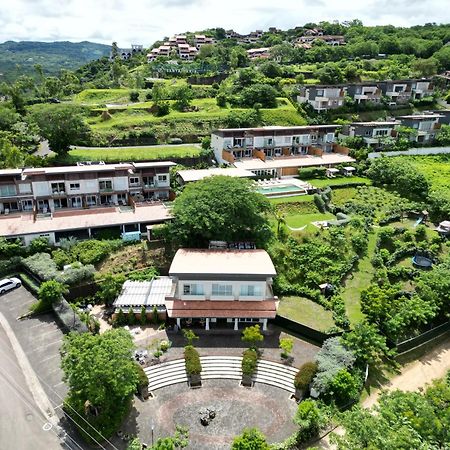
[144, 356, 297, 393]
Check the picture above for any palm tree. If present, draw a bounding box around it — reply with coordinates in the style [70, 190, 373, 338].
[274, 211, 286, 235]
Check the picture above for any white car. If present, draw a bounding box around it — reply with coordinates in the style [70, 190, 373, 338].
[0, 277, 21, 294]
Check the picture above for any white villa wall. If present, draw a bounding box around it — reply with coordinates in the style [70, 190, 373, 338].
[369, 146, 450, 159]
[177, 279, 270, 301]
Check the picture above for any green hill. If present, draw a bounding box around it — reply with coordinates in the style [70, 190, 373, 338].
[0, 40, 111, 82]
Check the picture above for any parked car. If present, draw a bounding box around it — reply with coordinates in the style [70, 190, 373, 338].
[0, 277, 21, 294]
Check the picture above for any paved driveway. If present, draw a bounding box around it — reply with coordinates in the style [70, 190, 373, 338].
[0, 286, 67, 406]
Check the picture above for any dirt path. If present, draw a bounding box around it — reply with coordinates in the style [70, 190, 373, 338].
[316, 336, 450, 449]
[363, 336, 450, 408]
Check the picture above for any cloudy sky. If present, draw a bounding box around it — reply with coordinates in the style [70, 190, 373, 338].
[1, 0, 448, 46]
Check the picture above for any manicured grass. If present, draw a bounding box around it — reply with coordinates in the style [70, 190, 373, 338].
[278, 296, 335, 332]
[285, 212, 335, 229]
[269, 194, 315, 205]
[309, 176, 372, 188]
[341, 232, 377, 325]
[69, 144, 201, 161]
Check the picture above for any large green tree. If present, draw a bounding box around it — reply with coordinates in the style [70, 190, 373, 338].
[29, 104, 91, 154]
[61, 329, 138, 441]
[168, 176, 272, 247]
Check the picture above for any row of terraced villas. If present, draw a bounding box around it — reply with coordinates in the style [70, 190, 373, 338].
[1, 115, 449, 244]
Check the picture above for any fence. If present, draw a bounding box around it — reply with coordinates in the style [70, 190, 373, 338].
[272, 315, 343, 345]
[368, 146, 450, 159]
[394, 321, 450, 354]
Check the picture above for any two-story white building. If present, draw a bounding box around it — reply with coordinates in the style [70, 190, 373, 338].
[211, 126, 354, 177]
[297, 85, 346, 111]
[164, 248, 278, 331]
[397, 113, 445, 143]
[0, 161, 175, 244]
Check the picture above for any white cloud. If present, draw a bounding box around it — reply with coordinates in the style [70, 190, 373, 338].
[0, 0, 448, 45]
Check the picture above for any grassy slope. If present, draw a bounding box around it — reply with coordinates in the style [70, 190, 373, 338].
[69, 144, 202, 161]
[284, 212, 335, 228]
[278, 296, 335, 331]
[310, 176, 372, 188]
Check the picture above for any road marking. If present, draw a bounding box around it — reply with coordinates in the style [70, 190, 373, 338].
[29, 322, 53, 330]
[41, 353, 60, 363]
[29, 340, 62, 352]
[54, 403, 63, 409]
[37, 329, 60, 338]
[53, 381, 64, 388]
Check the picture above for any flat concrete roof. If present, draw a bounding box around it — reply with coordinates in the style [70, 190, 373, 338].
[351, 122, 398, 126]
[0, 203, 172, 238]
[169, 249, 276, 277]
[213, 125, 338, 134]
[234, 154, 355, 171]
[177, 168, 255, 183]
[398, 114, 445, 119]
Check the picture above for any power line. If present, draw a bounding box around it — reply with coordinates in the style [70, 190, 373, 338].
[0, 339, 119, 450]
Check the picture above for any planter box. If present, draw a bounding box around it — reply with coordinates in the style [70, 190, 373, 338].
[241, 373, 254, 387]
[294, 388, 304, 401]
[188, 373, 202, 388]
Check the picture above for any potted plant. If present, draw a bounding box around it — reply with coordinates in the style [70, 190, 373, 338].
[241, 348, 258, 387]
[294, 361, 318, 401]
[184, 345, 202, 387]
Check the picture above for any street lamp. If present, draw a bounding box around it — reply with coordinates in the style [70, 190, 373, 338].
[150, 420, 154, 447]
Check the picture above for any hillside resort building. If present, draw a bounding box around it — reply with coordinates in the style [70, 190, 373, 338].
[113, 248, 278, 330]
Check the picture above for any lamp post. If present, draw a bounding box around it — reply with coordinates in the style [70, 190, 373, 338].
[150, 420, 154, 447]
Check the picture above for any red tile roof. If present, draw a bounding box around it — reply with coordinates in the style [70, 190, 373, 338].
[165, 300, 277, 319]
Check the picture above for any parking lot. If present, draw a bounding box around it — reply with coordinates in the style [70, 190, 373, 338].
[0, 286, 67, 408]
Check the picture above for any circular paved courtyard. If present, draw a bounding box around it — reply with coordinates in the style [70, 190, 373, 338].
[128, 379, 298, 450]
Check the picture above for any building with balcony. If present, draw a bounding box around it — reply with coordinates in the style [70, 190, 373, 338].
[247, 47, 271, 60]
[165, 248, 278, 330]
[193, 35, 215, 49]
[211, 126, 354, 177]
[297, 85, 346, 111]
[339, 121, 400, 149]
[397, 113, 445, 144]
[346, 83, 382, 105]
[0, 161, 175, 244]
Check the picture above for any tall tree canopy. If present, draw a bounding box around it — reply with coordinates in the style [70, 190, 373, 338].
[61, 329, 138, 440]
[29, 104, 91, 154]
[168, 176, 272, 247]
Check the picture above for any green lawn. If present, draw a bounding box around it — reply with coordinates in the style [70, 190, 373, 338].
[404, 155, 450, 191]
[284, 212, 334, 229]
[341, 232, 377, 325]
[309, 176, 372, 188]
[69, 144, 201, 161]
[278, 296, 335, 332]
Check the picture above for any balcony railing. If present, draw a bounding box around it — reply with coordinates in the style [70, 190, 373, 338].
[99, 187, 113, 192]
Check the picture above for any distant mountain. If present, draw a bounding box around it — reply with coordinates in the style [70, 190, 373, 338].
[0, 40, 111, 82]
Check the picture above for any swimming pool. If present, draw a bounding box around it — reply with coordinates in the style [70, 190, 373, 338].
[256, 184, 302, 195]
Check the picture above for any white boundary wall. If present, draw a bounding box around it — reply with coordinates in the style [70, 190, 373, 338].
[369, 146, 450, 159]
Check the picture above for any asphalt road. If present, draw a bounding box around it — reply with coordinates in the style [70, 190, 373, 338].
[0, 325, 62, 449]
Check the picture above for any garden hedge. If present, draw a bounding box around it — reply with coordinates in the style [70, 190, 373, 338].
[294, 361, 318, 391]
[241, 349, 258, 376]
[184, 345, 202, 375]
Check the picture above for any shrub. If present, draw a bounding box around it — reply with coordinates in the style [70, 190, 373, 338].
[0, 238, 25, 258]
[294, 399, 328, 441]
[294, 362, 318, 391]
[56, 264, 95, 286]
[18, 272, 40, 295]
[52, 249, 73, 270]
[139, 306, 147, 325]
[135, 362, 149, 395]
[241, 348, 258, 376]
[127, 309, 136, 325]
[155, 101, 170, 116]
[22, 252, 59, 281]
[71, 239, 122, 265]
[152, 305, 158, 324]
[28, 237, 52, 254]
[279, 337, 294, 358]
[314, 194, 326, 213]
[329, 368, 362, 404]
[241, 325, 264, 349]
[114, 308, 127, 326]
[129, 91, 139, 102]
[184, 345, 202, 375]
[299, 167, 327, 179]
[38, 280, 67, 305]
[216, 92, 227, 107]
[159, 340, 171, 352]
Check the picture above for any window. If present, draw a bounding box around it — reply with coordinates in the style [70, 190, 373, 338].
[129, 177, 140, 186]
[86, 195, 97, 206]
[183, 284, 204, 295]
[240, 285, 262, 297]
[143, 176, 154, 187]
[317, 90, 324, 96]
[69, 183, 80, 191]
[212, 284, 232, 296]
[158, 175, 167, 182]
[51, 182, 65, 193]
[365, 130, 372, 136]
[99, 180, 112, 191]
[0, 185, 16, 197]
[21, 200, 33, 211]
